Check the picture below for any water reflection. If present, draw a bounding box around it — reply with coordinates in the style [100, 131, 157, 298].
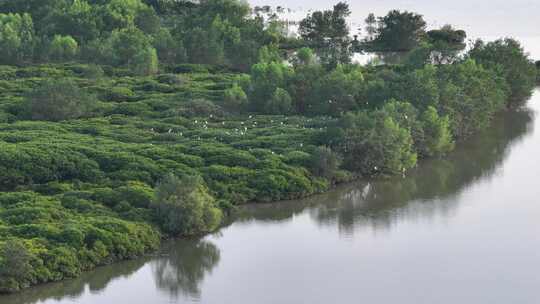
[314, 109, 533, 234]
[152, 239, 220, 300]
[1, 258, 149, 304]
[1, 239, 222, 304]
[238, 108, 534, 235]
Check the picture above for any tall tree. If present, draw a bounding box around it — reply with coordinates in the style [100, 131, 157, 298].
[153, 174, 223, 236]
[107, 26, 158, 70]
[100, 0, 147, 31]
[336, 110, 417, 175]
[0, 13, 35, 63]
[0, 0, 63, 29]
[364, 13, 377, 41]
[426, 25, 467, 64]
[48, 35, 78, 61]
[0, 241, 34, 293]
[249, 61, 293, 112]
[372, 10, 427, 52]
[298, 2, 352, 68]
[42, 0, 100, 42]
[468, 38, 537, 105]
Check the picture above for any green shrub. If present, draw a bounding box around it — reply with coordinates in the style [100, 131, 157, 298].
[309, 146, 341, 179]
[132, 47, 158, 76]
[0, 13, 35, 65]
[0, 240, 34, 293]
[117, 181, 154, 208]
[105, 87, 136, 102]
[157, 73, 185, 85]
[48, 35, 78, 61]
[152, 174, 223, 236]
[224, 84, 248, 112]
[81, 65, 105, 79]
[438, 59, 507, 138]
[182, 99, 224, 117]
[172, 64, 210, 74]
[420, 106, 454, 156]
[337, 110, 417, 175]
[469, 38, 536, 105]
[265, 88, 293, 114]
[21, 79, 96, 122]
[110, 102, 152, 116]
[0, 65, 17, 80]
[283, 150, 311, 167]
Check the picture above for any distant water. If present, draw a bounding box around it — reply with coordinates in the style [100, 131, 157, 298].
[250, 0, 540, 60]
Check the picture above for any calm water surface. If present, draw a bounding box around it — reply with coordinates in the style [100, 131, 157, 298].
[3, 89, 540, 303]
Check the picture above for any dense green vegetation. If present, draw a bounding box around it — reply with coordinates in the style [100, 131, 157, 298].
[536, 61, 540, 83]
[153, 174, 222, 235]
[0, 0, 536, 293]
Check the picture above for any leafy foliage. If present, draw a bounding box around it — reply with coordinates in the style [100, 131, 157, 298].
[0, 13, 35, 64]
[224, 84, 248, 112]
[298, 2, 352, 67]
[309, 146, 342, 179]
[265, 88, 293, 114]
[0, 240, 33, 293]
[426, 25, 467, 64]
[468, 38, 537, 105]
[0, 191, 159, 293]
[337, 110, 417, 175]
[49, 35, 79, 61]
[371, 10, 427, 51]
[21, 79, 96, 122]
[153, 174, 222, 236]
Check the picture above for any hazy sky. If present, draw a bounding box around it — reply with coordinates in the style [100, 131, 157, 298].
[249, 0, 539, 36]
[248, 0, 540, 58]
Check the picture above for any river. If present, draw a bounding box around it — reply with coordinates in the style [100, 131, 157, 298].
[2, 88, 539, 303]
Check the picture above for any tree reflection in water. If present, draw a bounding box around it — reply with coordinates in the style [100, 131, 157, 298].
[236, 107, 533, 236]
[1, 238, 221, 304]
[151, 239, 220, 300]
[311, 108, 533, 234]
[0, 258, 149, 304]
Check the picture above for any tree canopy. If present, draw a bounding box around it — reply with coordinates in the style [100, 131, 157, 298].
[153, 174, 223, 236]
[370, 10, 427, 52]
[298, 2, 352, 67]
[22, 79, 96, 121]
